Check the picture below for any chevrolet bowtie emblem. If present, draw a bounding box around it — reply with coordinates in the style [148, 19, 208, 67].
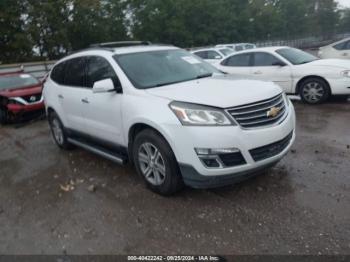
[267, 107, 281, 118]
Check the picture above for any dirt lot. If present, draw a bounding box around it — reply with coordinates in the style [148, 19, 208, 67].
[0, 98, 349, 255]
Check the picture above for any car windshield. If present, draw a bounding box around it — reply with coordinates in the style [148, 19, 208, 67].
[219, 48, 234, 56]
[114, 49, 220, 89]
[0, 74, 40, 91]
[276, 48, 318, 65]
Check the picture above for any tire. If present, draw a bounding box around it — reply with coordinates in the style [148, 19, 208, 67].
[0, 108, 7, 125]
[48, 111, 72, 150]
[299, 77, 330, 104]
[133, 129, 184, 195]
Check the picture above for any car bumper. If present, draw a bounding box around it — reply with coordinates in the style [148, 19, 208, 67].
[329, 78, 350, 95]
[7, 101, 45, 114]
[163, 103, 296, 188]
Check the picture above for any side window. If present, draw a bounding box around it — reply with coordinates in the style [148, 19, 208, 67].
[253, 52, 282, 66]
[64, 57, 86, 87]
[235, 45, 244, 51]
[86, 56, 120, 88]
[344, 41, 350, 50]
[333, 41, 346, 50]
[224, 53, 251, 67]
[51, 62, 66, 85]
[207, 51, 222, 59]
[194, 51, 208, 59]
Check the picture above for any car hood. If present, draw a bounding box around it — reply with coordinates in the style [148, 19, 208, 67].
[305, 59, 350, 70]
[145, 75, 282, 108]
[0, 84, 42, 98]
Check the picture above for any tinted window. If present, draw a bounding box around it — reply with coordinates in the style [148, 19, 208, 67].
[344, 41, 350, 50]
[219, 48, 233, 56]
[235, 45, 244, 51]
[207, 51, 222, 59]
[64, 57, 86, 87]
[224, 53, 251, 67]
[51, 62, 66, 85]
[194, 51, 207, 59]
[86, 56, 119, 88]
[333, 41, 348, 50]
[253, 52, 282, 66]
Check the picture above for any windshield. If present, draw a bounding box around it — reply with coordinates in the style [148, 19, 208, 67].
[0, 74, 40, 91]
[276, 48, 318, 65]
[114, 49, 220, 89]
[219, 48, 234, 56]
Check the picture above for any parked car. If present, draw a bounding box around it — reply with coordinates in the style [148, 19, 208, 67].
[318, 37, 350, 59]
[44, 41, 296, 195]
[0, 71, 45, 124]
[191, 47, 233, 64]
[216, 46, 350, 104]
[216, 43, 257, 52]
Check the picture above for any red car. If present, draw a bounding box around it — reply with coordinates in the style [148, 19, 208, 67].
[0, 71, 45, 124]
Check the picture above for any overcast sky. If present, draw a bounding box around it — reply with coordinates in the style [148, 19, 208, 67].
[337, 0, 350, 8]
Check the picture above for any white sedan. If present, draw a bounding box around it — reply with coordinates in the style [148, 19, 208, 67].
[191, 47, 233, 65]
[216, 47, 350, 104]
[318, 37, 350, 59]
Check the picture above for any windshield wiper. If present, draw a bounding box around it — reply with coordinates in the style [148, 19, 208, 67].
[196, 73, 213, 79]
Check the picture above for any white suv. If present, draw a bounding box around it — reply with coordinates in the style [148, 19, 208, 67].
[44, 42, 296, 195]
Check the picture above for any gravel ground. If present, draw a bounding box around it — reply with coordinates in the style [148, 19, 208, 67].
[0, 98, 349, 255]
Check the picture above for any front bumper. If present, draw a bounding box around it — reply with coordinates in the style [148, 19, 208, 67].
[163, 103, 296, 188]
[7, 101, 45, 114]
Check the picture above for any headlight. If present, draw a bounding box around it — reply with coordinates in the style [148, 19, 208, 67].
[282, 92, 290, 106]
[169, 101, 234, 126]
[342, 70, 350, 78]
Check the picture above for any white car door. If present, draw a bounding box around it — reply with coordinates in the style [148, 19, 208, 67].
[83, 56, 124, 145]
[249, 52, 293, 93]
[58, 57, 89, 133]
[217, 53, 252, 76]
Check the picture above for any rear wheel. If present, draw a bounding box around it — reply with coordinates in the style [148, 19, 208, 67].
[299, 78, 330, 104]
[0, 108, 8, 125]
[133, 129, 184, 195]
[48, 111, 71, 149]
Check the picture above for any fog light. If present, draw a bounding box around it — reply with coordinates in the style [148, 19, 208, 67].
[201, 158, 220, 168]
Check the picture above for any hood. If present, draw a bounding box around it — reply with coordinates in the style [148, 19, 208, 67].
[145, 75, 282, 108]
[305, 59, 350, 70]
[0, 84, 42, 98]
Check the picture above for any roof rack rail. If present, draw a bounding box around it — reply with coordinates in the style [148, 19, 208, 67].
[90, 41, 152, 48]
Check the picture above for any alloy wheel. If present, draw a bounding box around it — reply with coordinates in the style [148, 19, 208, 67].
[138, 142, 166, 186]
[51, 118, 64, 145]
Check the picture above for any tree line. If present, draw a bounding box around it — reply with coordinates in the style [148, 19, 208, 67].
[1, 0, 349, 63]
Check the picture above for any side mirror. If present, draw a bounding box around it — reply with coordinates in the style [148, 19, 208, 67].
[272, 61, 287, 67]
[92, 78, 116, 93]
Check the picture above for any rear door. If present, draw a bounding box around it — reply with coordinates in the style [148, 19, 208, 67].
[58, 57, 90, 132]
[249, 52, 293, 93]
[218, 53, 252, 76]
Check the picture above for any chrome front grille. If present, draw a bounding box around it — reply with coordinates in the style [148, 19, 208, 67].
[227, 93, 287, 129]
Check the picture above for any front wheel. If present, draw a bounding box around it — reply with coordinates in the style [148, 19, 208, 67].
[133, 129, 184, 195]
[299, 78, 330, 104]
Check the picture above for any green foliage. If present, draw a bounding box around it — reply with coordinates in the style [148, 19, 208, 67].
[0, 0, 348, 63]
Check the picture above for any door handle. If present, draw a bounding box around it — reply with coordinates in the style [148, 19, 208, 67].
[58, 94, 64, 99]
[253, 71, 262, 75]
[342, 53, 348, 56]
[81, 98, 89, 104]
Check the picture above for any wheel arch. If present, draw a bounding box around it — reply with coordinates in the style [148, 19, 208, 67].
[296, 75, 331, 95]
[127, 121, 177, 165]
